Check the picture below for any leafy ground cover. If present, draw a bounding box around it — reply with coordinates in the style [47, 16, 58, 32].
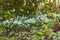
[0, 0, 60, 40]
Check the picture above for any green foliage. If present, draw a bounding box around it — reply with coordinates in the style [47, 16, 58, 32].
[0, 37, 14, 40]
[0, 0, 60, 40]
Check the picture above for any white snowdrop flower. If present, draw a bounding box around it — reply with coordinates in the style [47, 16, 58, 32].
[25, 19, 30, 22]
[25, 18, 35, 23]
[44, 18, 48, 22]
[32, 18, 36, 23]
[53, 14, 57, 17]
[24, 17, 27, 19]
[10, 18, 13, 20]
[14, 20, 18, 24]
[12, 9, 15, 12]
[24, 25, 27, 27]
[36, 16, 41, 19]
[31, 18, 35, 23]
[5, 20, 9, 22]
[40, 17, 44, 20]
[44, 14, 47, 16]
[22, 24, 25, 25]
[2, 21, 6, 24]
[17, 22, 20, 24]
[33, 3, 35, 6]
[27, 11, 29, 13]
[3, 20, 9, 23]
[42, 2, 45, 6]
[27, 24, 30, 26]
[38, 16, 41, 18]
[16, 17, 18, 20]
[18, 21, 22, 24]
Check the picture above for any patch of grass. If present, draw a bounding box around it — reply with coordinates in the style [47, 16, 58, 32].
[0, 37, 14, 40]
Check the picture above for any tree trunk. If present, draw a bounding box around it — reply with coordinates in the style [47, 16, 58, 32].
[56, 0, 60, 10]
